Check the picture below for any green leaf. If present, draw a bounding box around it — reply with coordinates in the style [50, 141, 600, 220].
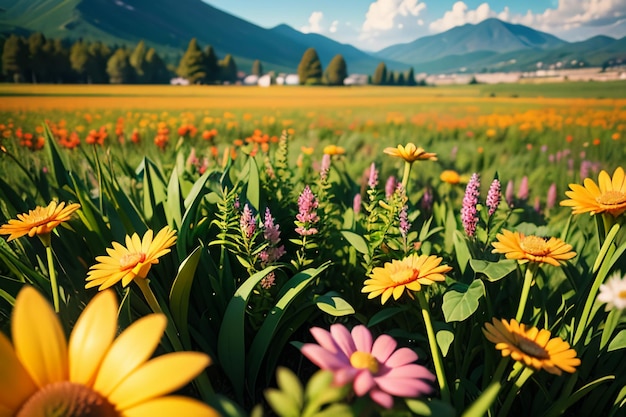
[340, 230, 368, 255]
[367, 306, 408, 327]
[265, 389, 301, 417]
[168, 245, 202, 349]
[165, 166, 183, 229]
[406, 398, 457, 417]
[43, 122, 70, 188]
[470, 259, 518, 282]
[242, 157, 260, 210]
[217, 265, 281, 403]
[316, 292, 355, 317]
[453, 230, 472, 275]
[276, 366, 303, 410]
[608, 329, 626, 352]
[541, 375, 615, 417]
[436, 329, 454, 357]
[442, 279, 485, 322]
[460, 380, 501, 417]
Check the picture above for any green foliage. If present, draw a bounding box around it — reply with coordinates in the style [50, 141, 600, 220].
[251, 59, 263, 76]
[324, 54, 347, 86]
[2, 34, 28, 82]
[177, 38, 208, 84]
[298, 48, 323, 85]
[220, 53, 238, 84]
[372, 61, 387, 85]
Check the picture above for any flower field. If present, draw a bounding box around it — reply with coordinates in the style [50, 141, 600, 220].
[0, 82, 625, 417]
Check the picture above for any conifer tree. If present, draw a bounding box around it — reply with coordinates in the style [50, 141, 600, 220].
[177, 38, 207, 84]
[251, 59, 263, 76]
[145, 48, 170, 83]
[219, 54, 238, 83]
[324, 54, 347, 86]
[2, 34, 28, 82]
[130, 40, 149, 83]
[372, 62, 387, 85]
[27, 32, 47, 83]
[406, 67, 417, 86]
[297, 48, 323, 85]
[87, 42, 111, 84]
[106, 48, 133, 84]
[70, 40, 90, 83]
[203, 45, 219, 83]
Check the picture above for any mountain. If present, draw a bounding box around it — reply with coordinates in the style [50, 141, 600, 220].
[375, 18, 566, 66]
[0, 1, 623, 76]
[0, 0, 399, 74]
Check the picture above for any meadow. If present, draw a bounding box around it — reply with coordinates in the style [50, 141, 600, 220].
[0, 82, 625, 417]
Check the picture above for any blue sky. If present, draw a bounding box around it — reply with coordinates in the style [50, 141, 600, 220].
[204, 0, 626, 51]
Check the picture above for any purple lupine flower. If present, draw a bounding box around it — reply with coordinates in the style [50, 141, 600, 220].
[421, 186, 433, 212]
[517, 176, 529, 201]
[534, 196, 541, 213]
[295, 185, 319, 236]
[580, 160, 590, 180]
[263, 208, 281, 244]
[486, 178, 501, 216]
[234, 195, 241, 210]
[368, 162, 378, 189]
[385, 176, 396, 199]
[546, 183, 557, 210]
[240, 203, 256, 238]
[320, 153, 331, 182]
[186, 147, 199, 167]
[505, 180, 515, 207]
[540, 145, 548, 153]
[353, 193, 362, 214]
[461, 173, 480, 237]
[399, 204, 410, 238]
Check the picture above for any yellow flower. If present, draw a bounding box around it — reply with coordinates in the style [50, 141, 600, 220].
[560, 166, 626, 217]
[483, 318, 581, 375]
[323, 144, 345, 156]
[300, 146, 314, 155]
[383, 143, 437, 163]
[363, 254, 452, 304]
[86, 227, 177, 291]
[0, 286, 217, 417]
[0, 201, 80, 241]
[440, 170, 461, 184]
[491, 229, 576, 267]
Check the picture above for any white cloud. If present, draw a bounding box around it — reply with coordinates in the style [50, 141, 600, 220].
[301, 11, 324, 33]
[329, 20, 339, 33]
[362, 0, 426, 32]
[429, 2, 498, 32]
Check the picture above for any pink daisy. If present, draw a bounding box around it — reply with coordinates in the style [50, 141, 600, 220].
[300, 324, 435, 408]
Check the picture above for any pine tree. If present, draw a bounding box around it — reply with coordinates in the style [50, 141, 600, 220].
[145, 48, 170, 83]
[406, 67, 417, 86]
[177, 38, 207, 84]
[251, 59, 263, 76]
[2, 34, 29, 83]
[27, 32, 47, 83]
[87, 42, 111, 84]
[130, 40, 148, 83]
[203, 45, 219, 83]
[396, 71, 405, 86]
[219, 54, 238, 84]
[297, 48, 323, 85]
[70, 40, 90, 83]
[106, 48, 133, 84]
[324, 54, 347, 86]
[372, 62, 387, 85]
[51, 39, 71, 83]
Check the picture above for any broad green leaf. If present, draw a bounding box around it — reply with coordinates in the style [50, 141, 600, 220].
[442, 280, 485, 322]
[265, 389, 301, 417]
[168, 245, 202, 349]
[608, 329, 626, 352]
[542, 375, 615, 417]
[165, 166, 183, 229]
[406, 398, 457, 417]
[460, 380, 501, 417]
[453, 230, 472, 275]
[436, 329, 454, 357]
[340, 230, 368, 255]
[217, 265, 281, 402]
[43, 123, 70, 188]
[316, 292, 355, 316]
[243, 157, 260, 210]
[470, 259, 518, 282]
[276, 367, 303, 410]
[367, 306, 408, 327]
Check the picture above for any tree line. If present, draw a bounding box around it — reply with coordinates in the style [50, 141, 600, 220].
[1, 32, 422, 86]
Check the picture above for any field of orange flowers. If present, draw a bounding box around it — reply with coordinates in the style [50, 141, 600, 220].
[0, 82, 625, 417]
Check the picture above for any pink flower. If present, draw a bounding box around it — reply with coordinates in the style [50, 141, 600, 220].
[301, 324, 435, 408]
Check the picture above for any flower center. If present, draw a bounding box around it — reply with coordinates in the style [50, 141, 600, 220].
[517, 337, 549, 360]
[17, 381, 119, 417]
[596, 190, 626, 206]
[619, 290, 626, 300]
[119, 252, 146, 270]
[390, 268, 419, 285]
[520, 236, 549, 256]
[350, 351, 379, 374]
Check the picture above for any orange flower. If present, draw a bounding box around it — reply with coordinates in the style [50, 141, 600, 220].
[440, 170, 461, 184]
[491, 229, 576, 266]
[323, 144, 345, 156]
[384, 143, 437, 163]
[560, 167, 626, 217]
[0, 201, 81, 242]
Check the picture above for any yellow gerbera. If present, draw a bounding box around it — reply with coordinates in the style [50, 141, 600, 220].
[323, 144, 345, 156]
[0, 286, 217, 417]
[491, 229, 576, 267]
[86, 227, 177, 291]
[560, 166, 626, 217]
[440, 170, 461, 184]
[0, 201, 81, 241]
[383, 143, 437, 163]
[483, 318, 581, 375]
[363, 254, 452, 304]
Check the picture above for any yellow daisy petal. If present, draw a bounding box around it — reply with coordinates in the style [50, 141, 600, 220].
[0, 332, 37, 412]
[122, 396, 219, 417]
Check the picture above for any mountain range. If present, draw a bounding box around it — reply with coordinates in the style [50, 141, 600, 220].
[1, 0, 625, 75]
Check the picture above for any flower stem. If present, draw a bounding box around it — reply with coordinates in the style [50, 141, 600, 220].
[45, 243, 60, 313]
[400, 161, 412, 189]
[515, 264, 536, 322]
[417, 291, 450, 403]
[497, 367, 534, 417]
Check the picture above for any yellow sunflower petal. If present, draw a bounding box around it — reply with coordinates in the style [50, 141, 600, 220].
[12, 286, 68, 387]
[598, 170, 612, 192]
[69, 290, 118, 384]
[108, 352, 210, 409]
[122, 396, 219, 417]
[93, 314, 167, 396]
[0, 332, 37, 412]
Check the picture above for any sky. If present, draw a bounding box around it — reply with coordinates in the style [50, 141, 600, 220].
[204, 0, 626, 51]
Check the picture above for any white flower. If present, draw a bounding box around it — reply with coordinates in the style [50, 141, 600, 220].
[597, 271, 626, 311]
